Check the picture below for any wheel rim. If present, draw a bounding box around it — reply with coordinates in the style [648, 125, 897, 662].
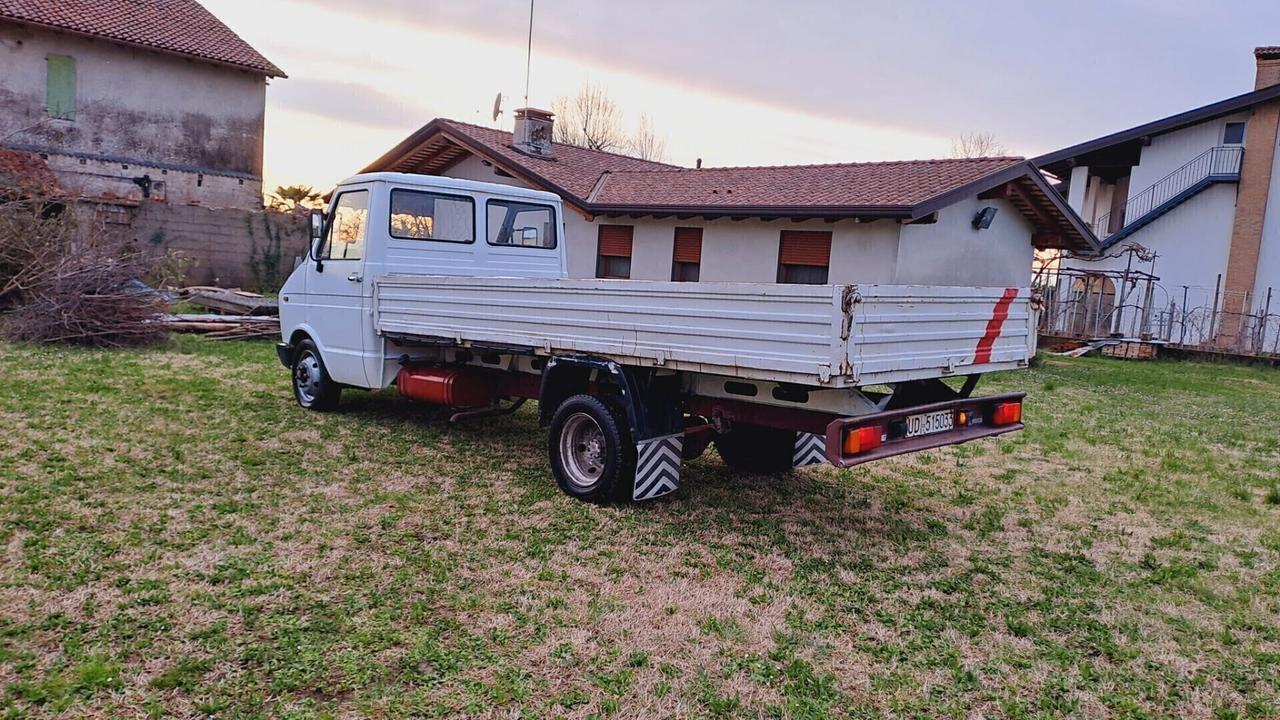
[560, 412, 607, 491]
[294, 351, 323, 404]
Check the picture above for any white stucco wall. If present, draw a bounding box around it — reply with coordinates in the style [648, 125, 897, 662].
[896, 197, 1033, 287]
[1064, 183, 1238, 314]
[0, 21, 268, 208]
[449, 155, 527, 188]
[1127, 112, 1250, 194]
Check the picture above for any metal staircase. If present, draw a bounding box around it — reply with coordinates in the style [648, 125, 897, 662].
[1094, 145, 1244, 247]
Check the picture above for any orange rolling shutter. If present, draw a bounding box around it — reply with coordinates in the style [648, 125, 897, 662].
[673, 227, 703, 263]
[779, 231, 832, 266]
[598, 225, 633, 257]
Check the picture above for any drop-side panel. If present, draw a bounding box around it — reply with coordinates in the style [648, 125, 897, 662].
[375, 276, 851, 386]
[850, 286, 1032, 385]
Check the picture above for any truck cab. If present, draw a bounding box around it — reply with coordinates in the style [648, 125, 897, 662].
[279, 173, 567, 390]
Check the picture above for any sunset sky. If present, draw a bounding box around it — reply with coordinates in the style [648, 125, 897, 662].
[199, 0, 1280, 194]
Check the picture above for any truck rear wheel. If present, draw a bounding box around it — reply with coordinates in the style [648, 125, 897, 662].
[548, 394, 635, 503]
[715, 424, 796, 474]
[292, 339, 342, 411]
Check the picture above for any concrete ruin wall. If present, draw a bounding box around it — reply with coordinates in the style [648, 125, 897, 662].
[0, 21, 268, 210]
[128, 203, 309, 291]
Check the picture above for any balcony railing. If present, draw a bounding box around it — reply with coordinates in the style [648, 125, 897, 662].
[1093, 145, 1243, 237]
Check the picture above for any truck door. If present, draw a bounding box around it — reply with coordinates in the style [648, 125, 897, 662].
[307, 189, 370, 386]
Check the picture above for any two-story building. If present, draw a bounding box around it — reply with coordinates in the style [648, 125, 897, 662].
[364, 108, 1095, 292]
[0, 0, 284, 209]
[1035, 47, 1280, 352]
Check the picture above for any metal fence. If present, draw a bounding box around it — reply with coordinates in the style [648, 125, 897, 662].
[1036, 265, 1280, 357]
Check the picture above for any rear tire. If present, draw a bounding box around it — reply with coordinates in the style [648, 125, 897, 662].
[291, 339, 341, 411]
[715, 424, 795, 474]
[548, 394, 635, 503]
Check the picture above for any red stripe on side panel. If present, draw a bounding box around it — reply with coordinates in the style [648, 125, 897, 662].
[973, 288, 1020, 365]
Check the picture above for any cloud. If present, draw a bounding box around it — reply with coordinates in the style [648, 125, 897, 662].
[268, 77, 428, 130]
[296, 0, 1280, 155]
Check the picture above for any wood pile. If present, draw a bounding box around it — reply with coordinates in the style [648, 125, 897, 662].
[161, 313, 279, 340]
[178, 286, 278, 316]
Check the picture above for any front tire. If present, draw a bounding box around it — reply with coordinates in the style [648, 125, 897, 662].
[291, 339, 341, 411]
[548, 394, 635, 503]
[714, 424, 796, 474]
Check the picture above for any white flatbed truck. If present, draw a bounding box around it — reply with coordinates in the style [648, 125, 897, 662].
[278, 173, 1029, 502]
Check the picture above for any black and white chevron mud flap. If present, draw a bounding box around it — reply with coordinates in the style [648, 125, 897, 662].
[634, 433, 682, 501]
[793, 432, 828, 468]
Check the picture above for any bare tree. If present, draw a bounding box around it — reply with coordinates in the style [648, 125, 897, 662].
[628, 113, 668, 162]
[551, 83, 669, 161]
[949, 132, 1008, 158]
[553, 82, 625, 152]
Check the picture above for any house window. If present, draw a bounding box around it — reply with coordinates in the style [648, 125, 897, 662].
[1224, 122, 1246, 145]
[389, 189, 475, 242]
[671, 227, 702, 281]
[777, 230, 831, 284]
[46, 55, 76, 120]
[596, 225, 633, 279]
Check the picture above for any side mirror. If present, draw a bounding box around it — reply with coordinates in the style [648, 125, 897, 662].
[519, 227, 539, 246]
[309, 209, 325, 244]
[309, 209, 326, 270]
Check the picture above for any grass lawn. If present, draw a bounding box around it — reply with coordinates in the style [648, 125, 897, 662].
[1, 337, 1279, 719]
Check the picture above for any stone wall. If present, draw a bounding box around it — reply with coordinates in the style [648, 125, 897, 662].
[127, 203, 308, 291]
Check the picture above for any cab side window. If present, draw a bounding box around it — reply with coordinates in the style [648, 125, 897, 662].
[321, 190, 369, 260]
[486, 200, 557, 248]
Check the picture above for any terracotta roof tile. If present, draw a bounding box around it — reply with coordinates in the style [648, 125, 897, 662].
[440, 120, 675, 199]
[589, 158, 1024, 208]
[438, 121, 1020, 209]
[0, 0, 284, 76]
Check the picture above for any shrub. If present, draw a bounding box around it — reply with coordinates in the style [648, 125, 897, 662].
[0, 197, 178, 347]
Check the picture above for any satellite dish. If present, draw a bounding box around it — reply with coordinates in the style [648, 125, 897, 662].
[492, 92, 503, 123]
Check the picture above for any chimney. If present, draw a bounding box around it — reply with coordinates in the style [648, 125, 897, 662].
[1255, 46, 1280, 89]
[513, 107, 555, 158]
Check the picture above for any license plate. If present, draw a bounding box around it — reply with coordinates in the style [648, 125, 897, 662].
[905, 409, 954, 438]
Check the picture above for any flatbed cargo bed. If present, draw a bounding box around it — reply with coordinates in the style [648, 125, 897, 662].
[373, 275, 1033, 388]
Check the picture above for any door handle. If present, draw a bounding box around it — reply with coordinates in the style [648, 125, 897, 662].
[347, 272, 363, 283]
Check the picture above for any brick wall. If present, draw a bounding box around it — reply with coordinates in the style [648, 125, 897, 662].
[128, 203, 309, 291]
[1221, 49, 1280, 339]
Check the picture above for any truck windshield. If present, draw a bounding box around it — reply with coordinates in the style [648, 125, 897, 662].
[322, 190, 369, 260]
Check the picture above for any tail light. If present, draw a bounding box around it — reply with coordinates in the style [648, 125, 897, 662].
[842, 425, 883, 455]
[992, 401, 1022, 426]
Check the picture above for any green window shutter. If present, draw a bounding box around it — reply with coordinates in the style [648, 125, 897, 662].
[46, 55, 76, 120]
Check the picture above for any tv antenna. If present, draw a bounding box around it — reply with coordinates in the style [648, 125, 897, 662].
[491, 92, 503, 123]
[523, 0, 534, 107]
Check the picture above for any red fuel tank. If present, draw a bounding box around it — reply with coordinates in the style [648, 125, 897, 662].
[396, 367, 498, 408]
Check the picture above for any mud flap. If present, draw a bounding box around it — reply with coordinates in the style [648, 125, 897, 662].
[634, 433, 682, 501]
[793, 432, 828, 468]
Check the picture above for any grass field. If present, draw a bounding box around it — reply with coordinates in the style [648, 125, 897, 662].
[1, 338, 1279, 719]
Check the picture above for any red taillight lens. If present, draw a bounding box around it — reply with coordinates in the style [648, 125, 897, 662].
[992, 401, 1022, 426]
[842, 425, 883, 455]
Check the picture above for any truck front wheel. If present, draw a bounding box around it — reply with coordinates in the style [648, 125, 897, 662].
[715, 424, 795, 474]
[292, 339, 342, 411]
[548, 394, 635, 503]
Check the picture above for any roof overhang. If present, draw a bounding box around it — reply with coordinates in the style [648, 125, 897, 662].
[1033, 84, 1280, 177]
[0, 16, 286, 77]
